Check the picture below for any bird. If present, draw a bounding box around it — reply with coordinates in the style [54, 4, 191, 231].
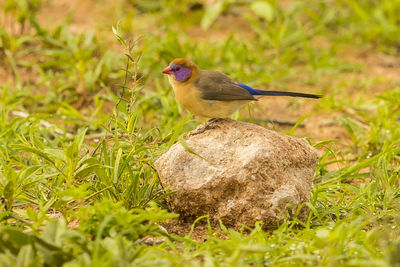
[162, 58, 321, 119]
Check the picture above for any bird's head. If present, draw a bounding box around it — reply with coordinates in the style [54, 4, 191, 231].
[162, 58, 199, 82]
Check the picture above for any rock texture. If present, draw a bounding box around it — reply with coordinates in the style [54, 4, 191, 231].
[155, 119, 318, 228]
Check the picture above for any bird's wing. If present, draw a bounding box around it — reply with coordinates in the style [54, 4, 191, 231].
[195, 70, 256, 101]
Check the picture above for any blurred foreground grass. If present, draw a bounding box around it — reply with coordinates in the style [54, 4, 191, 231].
[0, 0, 400, 266]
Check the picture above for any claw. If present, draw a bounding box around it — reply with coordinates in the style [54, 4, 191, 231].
[189, 118, 224, 136]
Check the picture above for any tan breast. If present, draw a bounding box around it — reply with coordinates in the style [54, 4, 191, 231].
[169, 76, 200, 110]
[168, 76, 250, 118]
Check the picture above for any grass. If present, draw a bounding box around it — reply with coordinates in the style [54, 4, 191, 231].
[1, 0, 400, 266]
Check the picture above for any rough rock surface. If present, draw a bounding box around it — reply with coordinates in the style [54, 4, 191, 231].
[155, 119, 318, 228]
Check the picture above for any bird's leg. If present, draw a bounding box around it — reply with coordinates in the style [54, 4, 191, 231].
[208, 118, 222, 124]
[189, 118, 223, 136]
[268, 119, 305, 128]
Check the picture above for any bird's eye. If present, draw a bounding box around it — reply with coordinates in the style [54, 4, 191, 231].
[175, 66, 181, 71]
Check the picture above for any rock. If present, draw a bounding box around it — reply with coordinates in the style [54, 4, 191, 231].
[155, 119, 318, 228]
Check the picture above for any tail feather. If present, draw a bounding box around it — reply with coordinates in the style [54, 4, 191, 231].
[237, 83, 322, 99]
[254, 90, 322, 99]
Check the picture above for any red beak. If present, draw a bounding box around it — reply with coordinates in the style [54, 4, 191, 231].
[162, 66, 173, 74]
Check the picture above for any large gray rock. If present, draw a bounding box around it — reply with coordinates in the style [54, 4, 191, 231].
[155, 119, 318, 228]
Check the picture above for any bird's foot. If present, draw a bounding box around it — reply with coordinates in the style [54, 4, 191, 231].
[189, 118, 223, 136]
[267, 119, 305, 128]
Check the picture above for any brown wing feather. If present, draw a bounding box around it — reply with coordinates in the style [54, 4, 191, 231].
[195, 70, 256, 101]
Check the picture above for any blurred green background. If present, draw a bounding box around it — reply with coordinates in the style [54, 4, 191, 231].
[1, 0, 400, 266]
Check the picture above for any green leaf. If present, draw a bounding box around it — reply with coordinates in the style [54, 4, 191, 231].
[74, 163, 102, 179]
[16, 245, 35, 267]
[65, 142, 78, 159]
[76, 127, 88, 148]
[179, 136, 207, 161]
[44, 148, 65, 162]
[15, 145, 54, 164]
[3, 181, 14, 199]
[20, 166, 42, 181]
[201, 1, 225, 29]
[113, 148, 123, 184]
[250, 1, 274, 22]
[0, 227, 33, 254]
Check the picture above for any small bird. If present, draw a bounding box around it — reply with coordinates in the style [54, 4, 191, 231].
[162, 58, 321, 119]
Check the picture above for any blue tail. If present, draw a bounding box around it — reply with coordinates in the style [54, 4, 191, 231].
[238, 83, 322, 99]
